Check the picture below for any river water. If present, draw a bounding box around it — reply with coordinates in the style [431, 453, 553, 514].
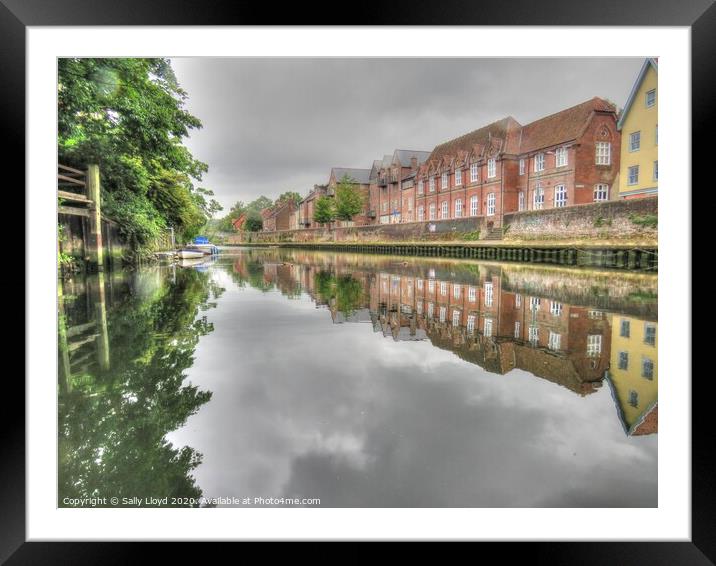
[58, 247, 658, 508]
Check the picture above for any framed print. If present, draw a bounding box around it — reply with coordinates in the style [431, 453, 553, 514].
[6, 0, 711, 560]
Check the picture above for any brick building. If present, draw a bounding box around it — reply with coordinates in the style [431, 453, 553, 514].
[414, 97, 620, 230]
[262, 199, 297, 232]
[369, 149, 430, 224]
[328, 167, 372, 226]
[297, 184, 329, 229]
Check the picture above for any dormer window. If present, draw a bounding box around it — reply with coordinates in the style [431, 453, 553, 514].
[470, 162, 479, 183]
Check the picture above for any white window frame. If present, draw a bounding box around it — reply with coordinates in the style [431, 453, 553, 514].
[439, 306, 446, 323]
[454, 198, 463, 218]
[484, 318, 493, 337]
[418, 205, 424, 221]
[429, 176, 435, 192]
[467, 315, 476, 333]
[556, 147, 568, 167]
[453, 284, 461, 299]
[514, 321, 521, 339]
[519, 158, 525, 175]
[470, 195, 478, 216]
[533, 186, 544, 210]
[534, 153, 545, 172]
[645, 88, 656, 107]
[470, 162, 479, 183]
[484, 282, 493, 307]
[518, 191, 525, 211]
[550, 301, 563, 316]
[486, 193, 496, 216]
[594, 184, 609, 202]
[528, 326, 539, 344]
[530, 297, 541, 310]
[548, 331, 561, 351]
[629, 131, 641, 152]
[418, 180, 424, 194]
[628, 165, 639, 185]
[587, 334, 602, 357]
[468, 286, 476, 302]
[441, 171, 449, 191]
[515, 294, 521, 307]
[427, 302, 434, 318]
[595, 141, 611, 165]
[441, 201, 448, 219]
[452, 309, 460, 327]
[440, 281, 447, 296]
[455, 168, 462, 186]
[487, 158, 496, 178]
[429, 203, 436, 220]
[554, 184, 567, 208]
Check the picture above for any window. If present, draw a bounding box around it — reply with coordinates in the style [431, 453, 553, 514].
[588, 310, 603, 319]
[455, 169, 462, 186]
[455, 199, 463, 218]
[629, 131, 641, 152]
[618, 351, 629, 370]
[514, 321, 521, 338]
[487, 158, 497, 178]
[467, 315, 476, 333]
[441, 201, 448, 219]
[595, 142, 611, 165]
[653, 160, 658, 181]
[529, 297, 540, 310]
[642, 357, 654, 379]
[534, 153, 545, 172]
[533, 186, 544, 209]
[439, 306, 446, 323]
[468, 286, 476, 302]
[554, 185, 567, 208]
[515, 294, 521, 307]
[418, 180, 424, 194]
[628, 390, 639, 408]
[548, 331, 561, 351]
[556, 147, 568, 167]
[644, 323, 656, 345]
[528, 326, 539, 344]
[429, 177, 435, 192]
[594, 184, 609, 202]
[628, 165, 639, 185]
[470, 162, 479, 183]
[427, 302, 434, 318]
[587, 335, 602, 357]
[550, 301, 563, 316]
[519, 158, 525, 175]
[417, 279, 423, 290]
[382, 201, 388, 212]
[417, 301, 423, 314]
[441, 172, 449, 191]
[452, 309, 460, 327]
[439, 281, 448, 296]
[620, 319, 630, 338]
[429, 203, 436, 220]
[484, 318, 493, 337]
[484, 282, 493, 307]
[453, 284, 461, 299]
[428, 280, 435, 293]
[487, 193, 496, 216]
[470, 195, 478, 216]
[645, 88, 656, 107]
[418, 206, 424, 221]
[518, 192, 525, 211]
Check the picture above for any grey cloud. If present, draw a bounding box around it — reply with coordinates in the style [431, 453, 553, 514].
[170, 57, 643, 211]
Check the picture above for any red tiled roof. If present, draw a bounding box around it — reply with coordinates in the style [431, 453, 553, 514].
[632, 404, 658, 436]
[519, 97, 616, 154]
[428, 116, 522, 164]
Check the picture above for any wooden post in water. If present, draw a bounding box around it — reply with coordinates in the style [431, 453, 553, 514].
[86, 164, 104, 271]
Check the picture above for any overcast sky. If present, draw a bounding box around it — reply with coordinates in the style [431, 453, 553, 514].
[170, 58, 643, 212]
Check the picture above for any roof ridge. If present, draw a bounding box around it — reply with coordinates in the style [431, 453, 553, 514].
[523, 96, 613, 128]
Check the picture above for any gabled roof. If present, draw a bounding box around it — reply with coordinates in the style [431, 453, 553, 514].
[331, 167, 371, 184]
[392, 149, 431, 168]
[427, 116, 522, 164]
[369, 159, 383, 180]
[617, 58, 658, 130]
[519, 97, 616, 154]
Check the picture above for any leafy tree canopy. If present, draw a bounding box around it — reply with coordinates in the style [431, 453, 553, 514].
[313, 196, 336, 225]
[58, 58, 220, 252]
[334, 175, 365, 222]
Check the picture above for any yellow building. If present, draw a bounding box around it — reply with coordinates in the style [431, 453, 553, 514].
[607, 314, 658, 435]
[617, 58, 658, 198]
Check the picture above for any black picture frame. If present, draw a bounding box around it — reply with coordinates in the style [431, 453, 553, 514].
[7, 0, 708, 560]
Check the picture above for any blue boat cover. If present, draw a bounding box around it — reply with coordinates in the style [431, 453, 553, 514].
[194, 236, 209, 244]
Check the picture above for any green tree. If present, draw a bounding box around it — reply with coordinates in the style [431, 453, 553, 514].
[243, 210, 264, 232]
[58, 58, 212, 254]
[334, 175, 365, 222]
[314, 196, 336, 226]
[275, 191, 302, 207]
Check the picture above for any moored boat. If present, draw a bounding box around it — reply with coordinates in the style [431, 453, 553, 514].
[177, 249, 205, 259]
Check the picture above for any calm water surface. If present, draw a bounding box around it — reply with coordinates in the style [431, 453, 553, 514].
[58, 248, 658, 507]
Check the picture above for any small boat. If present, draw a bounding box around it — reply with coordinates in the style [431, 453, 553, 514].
[177, 249, 205, 259]
[177, 257, 208, 268]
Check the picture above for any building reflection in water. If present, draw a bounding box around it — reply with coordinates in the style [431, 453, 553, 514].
[231, 249, 657, 435]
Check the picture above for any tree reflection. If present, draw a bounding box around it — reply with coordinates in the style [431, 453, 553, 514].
[58, 267, 224, 507]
